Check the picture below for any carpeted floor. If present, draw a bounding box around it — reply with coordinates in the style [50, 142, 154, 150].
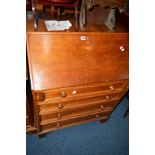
[26, 97, 129, 155]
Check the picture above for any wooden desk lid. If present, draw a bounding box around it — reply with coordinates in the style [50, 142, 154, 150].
[27, 32, 128, 91]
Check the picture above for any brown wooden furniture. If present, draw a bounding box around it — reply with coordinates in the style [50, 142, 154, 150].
[26, 14, 128, 136]
[27, 0, 32, 11]
[31, 0, 81, 29]
[79, 0, 128, 30]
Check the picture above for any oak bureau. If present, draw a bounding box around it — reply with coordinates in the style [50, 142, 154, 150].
[26, 15, 129, 136]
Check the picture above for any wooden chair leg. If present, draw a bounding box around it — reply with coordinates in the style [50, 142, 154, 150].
[43, 5, 46, 12]
[57, 7, 61, 16]
[79, 0, 87, 29]
[74, 7, 79, 31]
[51, 6, 55, 16]
[33, 16, 38, 31]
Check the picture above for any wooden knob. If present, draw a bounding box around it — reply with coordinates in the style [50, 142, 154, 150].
[100, 105, 104, 109]
[37, 92, 45, 102]
[72, 90, 77, 95]
[57, 122, 61, 127]
[119, 46, 125, 52]
[109, 85, 115, 90]
[57, 113, 62, 118]
[58, 103, 63, 109]
[60, 91, 67, 98]
[105, 95, 111, 100]
[96, 114, 99, 119]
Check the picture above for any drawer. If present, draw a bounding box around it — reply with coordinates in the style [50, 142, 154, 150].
[39, 110, 111, 133]
[39, 100, 118, 122]
[36, 80, 128, 102]
[38, 91, 122, 112]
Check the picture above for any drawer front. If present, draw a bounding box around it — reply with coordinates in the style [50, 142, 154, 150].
[27, 33, 128, 90]
[39, 100, 118, 122]
[39, 110, 111, 133]
[36, 80, 128, 102]
[33, 80, 128, 134]
[38, 91, 122, 112]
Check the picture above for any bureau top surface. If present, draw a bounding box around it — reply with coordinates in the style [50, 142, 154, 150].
[26, 11, 128, 33]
